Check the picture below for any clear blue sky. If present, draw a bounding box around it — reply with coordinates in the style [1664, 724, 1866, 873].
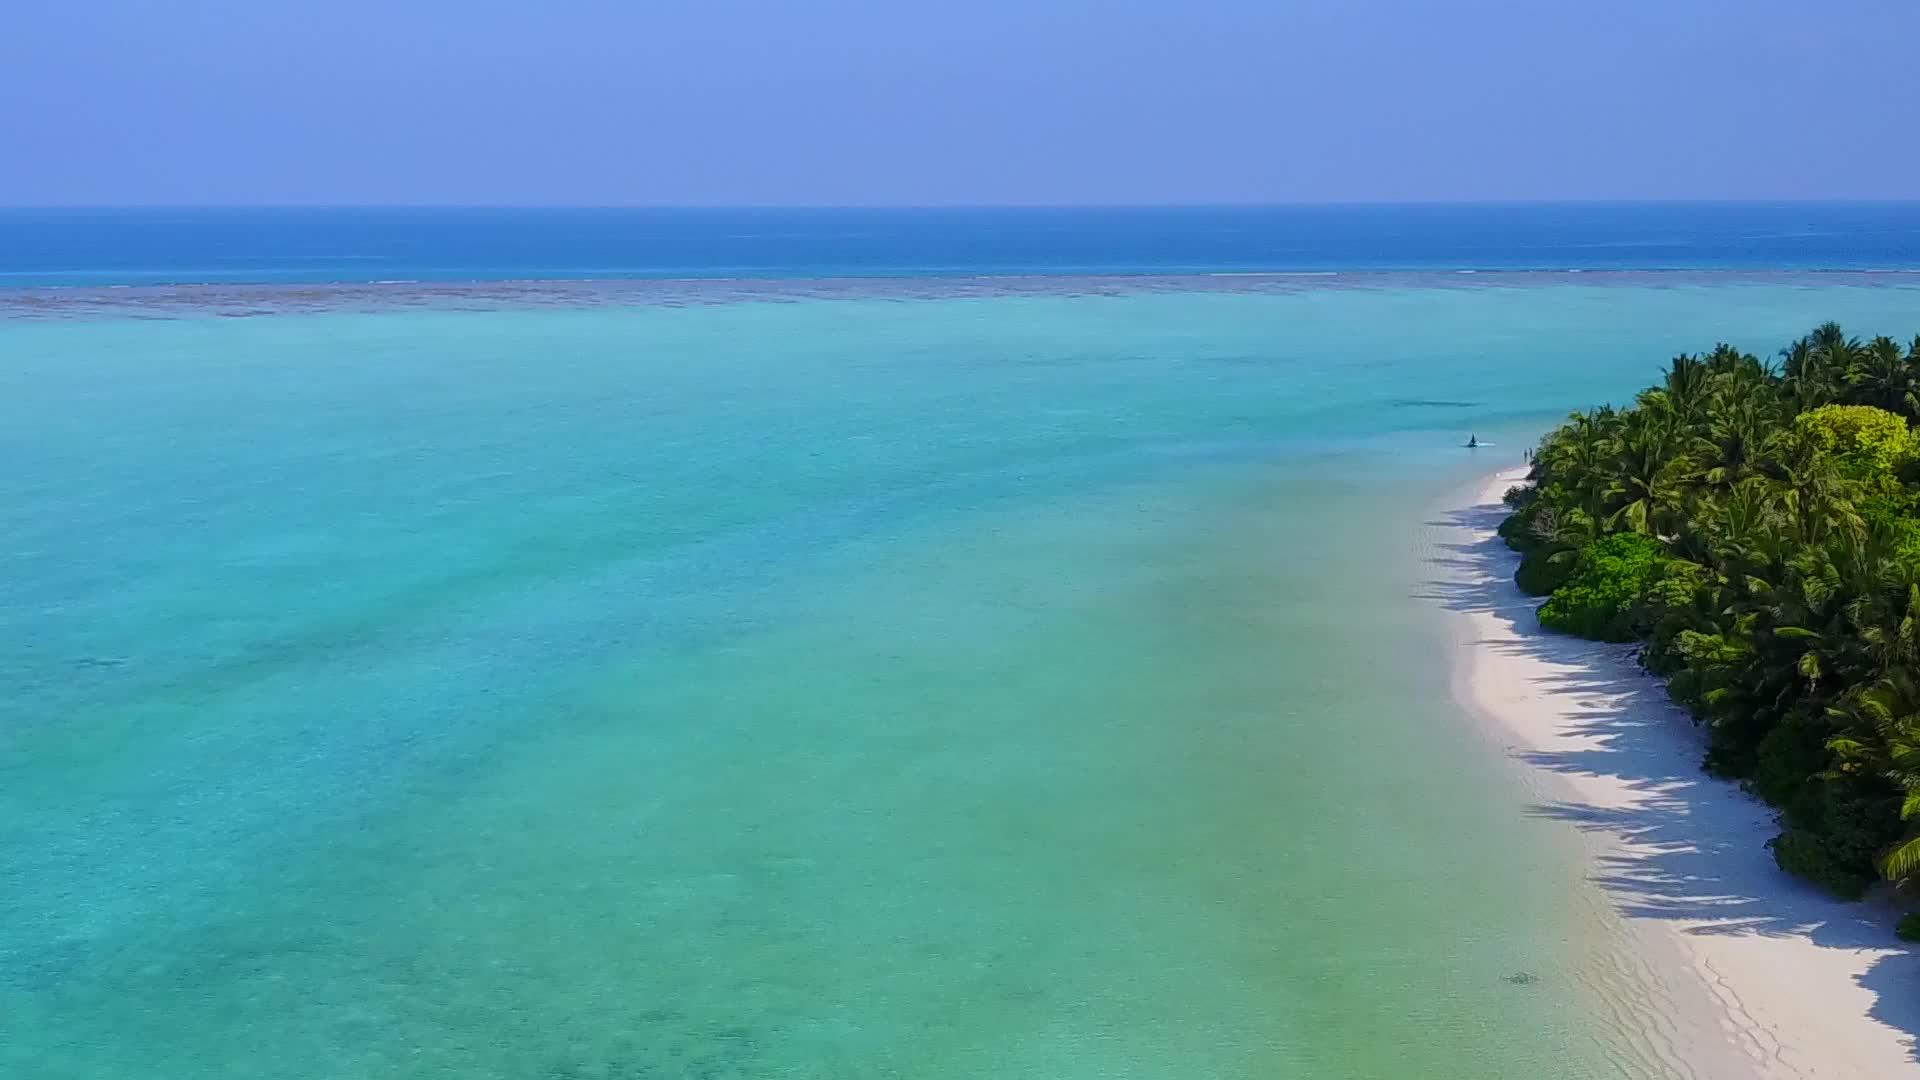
[7, 0, 1917, 205]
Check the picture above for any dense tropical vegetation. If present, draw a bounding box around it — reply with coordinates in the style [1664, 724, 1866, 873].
[1503, 324, 1920, 916]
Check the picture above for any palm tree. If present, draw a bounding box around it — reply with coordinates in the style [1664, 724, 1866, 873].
[1783, 323, 1858, 412]
[1645, 352, 1714, 428]
[1765, 436, 1863, 546]
[1703, 343, 1770, 382]
[1845, 335, 1920, 417]
[1540, 407, 1619, 522]
[1827, 671, 1920, 878]
[1697, 382, 1779, 491]
[1689, 476, 1783, 570]
[1605, 409, 1690, 535]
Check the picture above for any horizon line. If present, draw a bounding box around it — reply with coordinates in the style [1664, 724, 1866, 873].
[7, 199, 1920, 212]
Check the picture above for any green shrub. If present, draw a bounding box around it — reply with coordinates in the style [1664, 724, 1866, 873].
[1498, 503, 1542, 553]
[1813, 786, 1905, 881]
[1770, 828, 1874, 901]
[1764, 775, 1903, 900]
[1514, 550, 1574, 595]
[1641, 559, 1704, 618]
[1794, 404, 1918, 479]
[1896, 912, 1920, 943]
[1701, 702, 1774, 780]
[1537, 534, 1664, 641]
[1858, 486, 1918, 534]
[1640, 558, 1706, 665]
[1751, 717, 1830, 811]
[1662, 628, 1749, 721]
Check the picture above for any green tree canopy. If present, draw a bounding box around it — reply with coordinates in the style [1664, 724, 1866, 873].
[1794, 404, 1917, 479]
[1511, 325, 1920, 902]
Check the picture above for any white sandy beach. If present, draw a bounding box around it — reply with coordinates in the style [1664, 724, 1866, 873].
[1436, 467, 1920, 1078]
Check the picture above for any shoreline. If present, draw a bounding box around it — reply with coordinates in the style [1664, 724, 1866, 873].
[1435, 466, 1920, 1076]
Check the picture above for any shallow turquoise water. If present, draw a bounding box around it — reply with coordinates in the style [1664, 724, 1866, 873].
[5, 281, 1919, 1077]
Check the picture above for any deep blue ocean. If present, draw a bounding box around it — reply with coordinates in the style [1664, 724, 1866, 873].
[6, 203, 1920, 285]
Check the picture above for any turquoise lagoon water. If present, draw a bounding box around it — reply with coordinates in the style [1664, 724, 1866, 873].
[5, 280, 1920, 1077]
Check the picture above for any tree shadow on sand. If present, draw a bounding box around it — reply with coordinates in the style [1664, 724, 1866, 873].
[1418, 489, 1920, 1063]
